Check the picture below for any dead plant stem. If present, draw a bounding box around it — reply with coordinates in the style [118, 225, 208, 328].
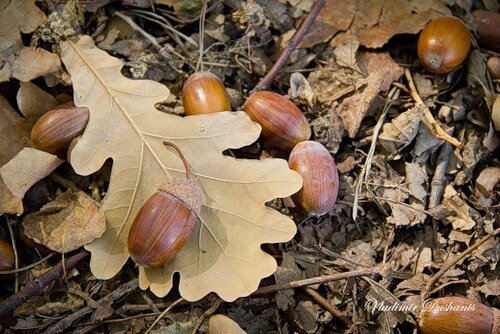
[191, 298, 223, 334]
[422, 227, 500, 298]
[145, 297, 184, 334]
[0, 253, 54, 275]
[253, 268, 378, 295]
[252, 0, 326, 92]
[0, 249, 89, 317]
[305, 288, 353, 326]
[6, 219, 19, 293]
[404, 69, 461, 147]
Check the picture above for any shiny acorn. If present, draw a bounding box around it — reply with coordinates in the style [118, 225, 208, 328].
[182, 71, 231, 115]
[487, 56, 500, 80]
[417, 16, 471, 74]
[244, 91, 311, 150]
[127, 142, 202, 268]
[288, 141, 339, 216]
[0, 236, 15, 271]
[419, 296, 500, 334]
[31, 102, 89, 158]
[473, 10, 500, 51]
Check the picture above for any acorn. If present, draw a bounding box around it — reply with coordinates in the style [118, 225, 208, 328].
[419, 296, 500, 334]
[0, 236, 15, 272]
[127, 142, 202, 268]
[487, 56, 500, 80]
[31, 102, 90, 158]
[182, 71, 231, 115]
[288, 141, 339, 215]
[244, 91, 311, 150]
[473, 10, 500, 51]
[417, 16, 471, 74]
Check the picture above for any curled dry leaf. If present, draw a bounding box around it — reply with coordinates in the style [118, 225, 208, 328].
[441, 185, 480, 231]
[378, 105, 424, 156]
[61, 35, 301, 301]
[208, 314, 247, 334]
[0, 83, 58, 214]
[22, 189, 106, 253]
[0, 0, 60, 82]
[0, 148, 63, 198]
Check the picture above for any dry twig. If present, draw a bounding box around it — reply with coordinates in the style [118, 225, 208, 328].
[422, 227, 500, 298]
[45, 278, 139, 334]
[253, 268, 379, 295]
[0, 250, 89, 317]
[305, 288, 353, 326]
[404, 68, 462, 148]
[252, 0, 326, 92]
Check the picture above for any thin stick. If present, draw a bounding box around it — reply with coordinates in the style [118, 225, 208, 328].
[252, 0, 326, 92]
[422, 227, 500, 298]
[111, 10, 174, 63]
[305, 288, 353, 326]
[129, 10, 198, 48]
[352, 87, 400, 221]
[145, 297, 184, 334]
[0, 253, 54, 275]
[45, 278, 139, 334]
[0, 249, 89, 317]
[163, 141, 192, 179]
[404, 69, 461, 148]
[6, 219, 19, 293]
[253, 268, 378, 295]
[191, 298, 223, 334]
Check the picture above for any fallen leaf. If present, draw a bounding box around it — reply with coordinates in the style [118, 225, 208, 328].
[208, 315, 246, 334]
[61, 35, 301, 301]
[0, 0, 61, 82]
[477, 279, 499, 297]
[17, 81, 59, 118]
[274, 252, 302, 310]
[378, 105, 424, 155]
[441, 185, 479, 231]
[330, 0, 451, 48]
[0, 86, 58, 214]
[295, 301, 321, 333]
[300, 0, 356, 47]
[22, 189, 106, 253]
[155, 0, 203, 17]
[0, 148, 63, 198]
[310, 51, 403, 137]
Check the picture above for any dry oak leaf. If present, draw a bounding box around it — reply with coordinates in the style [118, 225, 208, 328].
[0, 86, 57, 214]
[1, 147, 63, 198]
[61, 35, 302, 302]
[0, 0, 60, 82]
[208, 314, 247, 334]
[22, 189, 106, 253]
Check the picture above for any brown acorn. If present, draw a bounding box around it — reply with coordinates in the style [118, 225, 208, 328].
[417, 16, 471, 74]
[127, 142, 202, 268]
[419, 296, 500, 334]
[288, 141, 339, 216]
[244, 91, 311, 150]
[487, 56, 500, 80]
[473, 10, 500, 51]
[31, 102, 89, 158]
[0, 236, 15, 271]
[182, 71, 231, 115]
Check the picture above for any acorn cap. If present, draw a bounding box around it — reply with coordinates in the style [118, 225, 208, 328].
[160, 179, 203, 214]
